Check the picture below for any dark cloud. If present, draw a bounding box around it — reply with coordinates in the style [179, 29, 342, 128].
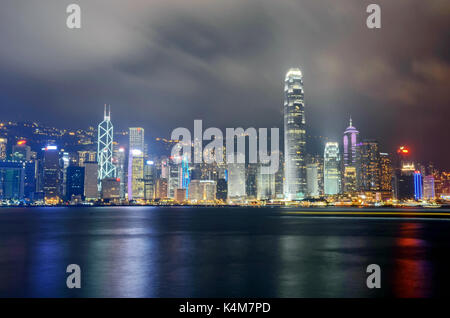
[0, 0, 449, 167]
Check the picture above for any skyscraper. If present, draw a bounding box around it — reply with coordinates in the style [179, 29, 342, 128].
[324, 142, 340, 195]
[284, 68, 306, 200]
[380, 153, 393, 192]
[97, 106, 116, 190]
[343, 117, 359, 167]
[356, 140, 381, 192]
[306, 163, 319, 197]
[43, 145, 60, 204]
[181, 155, 190, 198]
[423, 175, 435, 200]
[129, 128, 145, 153]
[227, 163, 246, 200]
[257, 164, 275, 200]
[128, 149, 144, 200]
[66, 166, 85, 201]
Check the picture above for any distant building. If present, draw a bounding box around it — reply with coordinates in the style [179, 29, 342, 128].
[246, 163, 258, 200]
[101, 178, 120, 201]
[144, 160, 156, 200]
[43, 145, 60, 204]
[227, 163, 246, 200]
[77, 150, 96, 167]
[380, 153, 393, 192]
[324, 142, 340, 195]
[66, 166, 85, 201]
[257, 165, 275, 200]
[188, 180, 216, 202]
[343, 117, 359, 167]
[414, 171, 423, 200]
[216, 178, 227, 201]
[0, 138, 7, 160]
[423, 175, 435, 200]
[155, 178, 168, 199]
[129, 127, 145, 153]
[97, 106, 116, 191]
[168, 162, 181, 199]
[0, 161, 25, 200]
[128, 149, 144, 201]
[284, 68, 306, 200]
[356, 140, 381, 192]
[113, 146, 126, 199]
[306, 163, 319, 197]
[343, 166, 357, 194]
[84, 161, 99, 200]
[12, 140, 31, 161]
[174, 188, 187, 203]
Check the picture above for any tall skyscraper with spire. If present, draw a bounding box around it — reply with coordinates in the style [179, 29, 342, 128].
[343, 117, 359, 167]
[97, 105, 116, 190]
[284, 68, 306, 200]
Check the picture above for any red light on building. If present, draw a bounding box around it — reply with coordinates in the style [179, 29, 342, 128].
[397, 146, 410, 155]
[17, 140, 27, 146]
[116, 178, 121, 182]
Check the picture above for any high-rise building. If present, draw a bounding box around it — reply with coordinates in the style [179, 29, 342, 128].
[188, 180, 216, 202]
[12, 140, 31, 161]
[0, 137, 7, 160]
[343, 166, 357, 194]
[181, 155, 190, 198]
[257, 164, 275, 200]
[43, 145, 60, 204]
[284, 68, 306, 200]
[216, 178, 228, 201]
[84, 161, 99, 201]
[356, 140, 381, 192]
[66, 166, 85, 201]
[97, 106, 116, 190]
[24, 161, 36, 200]
[306, 163, 319, 197]
[101, 178, 120, 201]
[414, 171, 423, 200]
[324, 142, 340, 195]
[423, 175, 435, 201]
[128, 149, 144, 201]
[380, 153, 393, 192]
[129, 127, 145, 153]
[246, 163, 258, 200]
[113, 146, 126, 199]
[0, 161, 25, 200]
[155, 178, 168, 199]
[227, 163, 246, 200]
[144, 160, 155, 200]
[174, 188, 187, 203]
[77, 150, 96, 167]
[343, 118, 359, 167]
[168, 162, 181, 199]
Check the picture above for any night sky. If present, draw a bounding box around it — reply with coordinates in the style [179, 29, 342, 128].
[0, 1, 449, 168]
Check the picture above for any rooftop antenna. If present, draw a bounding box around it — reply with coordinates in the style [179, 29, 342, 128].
[349, 116, 353, 127]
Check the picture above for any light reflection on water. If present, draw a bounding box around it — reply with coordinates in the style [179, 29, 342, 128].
[0, 206, 449, 297]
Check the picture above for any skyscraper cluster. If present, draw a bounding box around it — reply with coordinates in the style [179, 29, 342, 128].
[0, 68, 449, 206]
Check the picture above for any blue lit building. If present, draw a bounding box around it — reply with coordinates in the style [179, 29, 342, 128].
[0, 161, 25, 200]
[181, 155, 190, 198]
[66, 166, 85, 201]
[414, 171, 423, 200]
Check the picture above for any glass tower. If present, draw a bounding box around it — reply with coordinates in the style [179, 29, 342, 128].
[284, 68, 306, 200]
[97, 105, 116, 190]
[343, 117, 359, 167]
[324, 142, 340, 195]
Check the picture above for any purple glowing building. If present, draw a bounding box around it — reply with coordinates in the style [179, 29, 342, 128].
[343, 117, 359, 167]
